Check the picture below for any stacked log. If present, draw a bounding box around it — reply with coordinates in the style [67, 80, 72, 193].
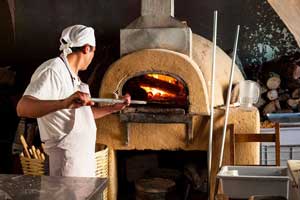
[255, 53, 300, 117]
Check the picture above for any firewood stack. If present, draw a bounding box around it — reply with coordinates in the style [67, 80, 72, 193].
[255, 53, 300, 117]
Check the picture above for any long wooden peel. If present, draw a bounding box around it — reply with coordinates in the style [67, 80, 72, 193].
[91, 98, 147, 105]
[20, 135, 31, 158]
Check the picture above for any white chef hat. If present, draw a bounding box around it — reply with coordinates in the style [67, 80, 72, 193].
[59, 24, 96, 56]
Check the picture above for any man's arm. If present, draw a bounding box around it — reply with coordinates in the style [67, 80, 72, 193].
[91, 103, 127, 119]
[17, 91, 94, 118]
[92, 94, 131, 119]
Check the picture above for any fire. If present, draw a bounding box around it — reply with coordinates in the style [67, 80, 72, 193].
[147, 74, 177, 84]
[139, 74, 178, 98]
[140, 86, 176, 98]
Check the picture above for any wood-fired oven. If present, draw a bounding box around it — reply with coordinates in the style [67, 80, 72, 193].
[95, 0, 260, 199]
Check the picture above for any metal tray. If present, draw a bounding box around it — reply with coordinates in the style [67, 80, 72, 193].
[267, 113, 300, 123]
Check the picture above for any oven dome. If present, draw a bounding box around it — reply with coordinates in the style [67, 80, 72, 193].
[99, 34, 244, 115]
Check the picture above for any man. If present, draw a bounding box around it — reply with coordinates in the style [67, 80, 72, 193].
[17, 25, 131, 177]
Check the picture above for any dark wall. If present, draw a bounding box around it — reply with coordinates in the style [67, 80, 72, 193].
[6, 0, 298, 90]
[14, 0, 141, 93]
[0, 0, 15, 65]
[8, 0, 299, 86]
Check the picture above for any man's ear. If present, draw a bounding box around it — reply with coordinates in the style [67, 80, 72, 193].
[82, 45, 90, 54]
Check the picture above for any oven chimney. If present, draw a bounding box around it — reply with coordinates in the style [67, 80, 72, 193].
[120, 0, 192, 57]
[141, 0, 174, 16]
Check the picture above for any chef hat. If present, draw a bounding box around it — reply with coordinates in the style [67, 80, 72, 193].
[59, 25, 96, 56]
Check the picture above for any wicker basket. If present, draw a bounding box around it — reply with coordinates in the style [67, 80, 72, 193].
[20, 155, 49, 176]
[95, 144, 109, 200]
[20, 145, 109, 199]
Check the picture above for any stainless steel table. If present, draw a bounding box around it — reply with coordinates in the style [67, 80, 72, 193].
[0, 174, 107, 200]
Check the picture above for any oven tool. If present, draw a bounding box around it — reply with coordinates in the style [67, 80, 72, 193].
[91, 98, 147, 105]
[219, 25, 240, 169]
[207, 10, 218, 200]
[214, 25, 240, 198]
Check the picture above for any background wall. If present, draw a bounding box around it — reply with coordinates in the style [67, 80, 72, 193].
[0, 0, 299, 93]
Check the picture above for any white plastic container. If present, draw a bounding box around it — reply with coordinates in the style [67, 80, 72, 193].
[239, 80, 260, 110]
[217, 166, 290, 199]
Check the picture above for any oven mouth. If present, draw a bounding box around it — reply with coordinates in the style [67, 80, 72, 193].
[122, 73, 189, 110]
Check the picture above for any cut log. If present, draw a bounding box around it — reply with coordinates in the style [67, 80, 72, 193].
[266, 75, 281, 90]
[281, 63, 300, 89]
[288, 63, 300, 80]
[263, 100, 281, 115]
[263, 101, 277, 115]
[274, 100, 281, 110]
[286, 79, 300, 89]
[257, 59, 300, 90]
[287, 98, 300, 109]
[278, 88, 289, 94]
[267, 90, 278, 100]
[292, 88, 300, 98]
[278, 93, 290, 102]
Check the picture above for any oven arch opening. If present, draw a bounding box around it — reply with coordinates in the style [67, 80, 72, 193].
[121, 72, 189, 110]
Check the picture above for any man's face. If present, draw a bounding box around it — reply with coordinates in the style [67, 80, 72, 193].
[82, 45, 96, 70]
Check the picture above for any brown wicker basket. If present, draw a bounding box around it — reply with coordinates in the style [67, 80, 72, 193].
[20, 144, 109, 199]
[20, 154, 49, 176]
[95, 144, 108, 200]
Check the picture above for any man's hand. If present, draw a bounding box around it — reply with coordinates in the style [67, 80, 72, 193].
[111, 93, 131, 112]
[64, 91, 94, 109]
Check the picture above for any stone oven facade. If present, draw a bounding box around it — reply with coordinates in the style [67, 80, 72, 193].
[95, 0, 260, 199]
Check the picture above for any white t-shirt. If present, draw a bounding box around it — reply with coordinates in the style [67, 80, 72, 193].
[23, 55, 92, 147]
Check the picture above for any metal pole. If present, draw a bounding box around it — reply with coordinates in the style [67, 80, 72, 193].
[218, 25, 240, 169]
[207, 10, 218, 200]
[91, 98, 147, 105]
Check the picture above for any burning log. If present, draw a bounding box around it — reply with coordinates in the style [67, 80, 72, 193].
[139, 75, 183, 94]
[123, 74, 186, 98]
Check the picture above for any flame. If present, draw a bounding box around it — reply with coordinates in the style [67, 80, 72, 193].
[140, 85, 176, 98]
[147, 74, 177, 84]
[136, 74, 185, 99]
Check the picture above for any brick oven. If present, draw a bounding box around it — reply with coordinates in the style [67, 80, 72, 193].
[95, 0, 260, 199]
